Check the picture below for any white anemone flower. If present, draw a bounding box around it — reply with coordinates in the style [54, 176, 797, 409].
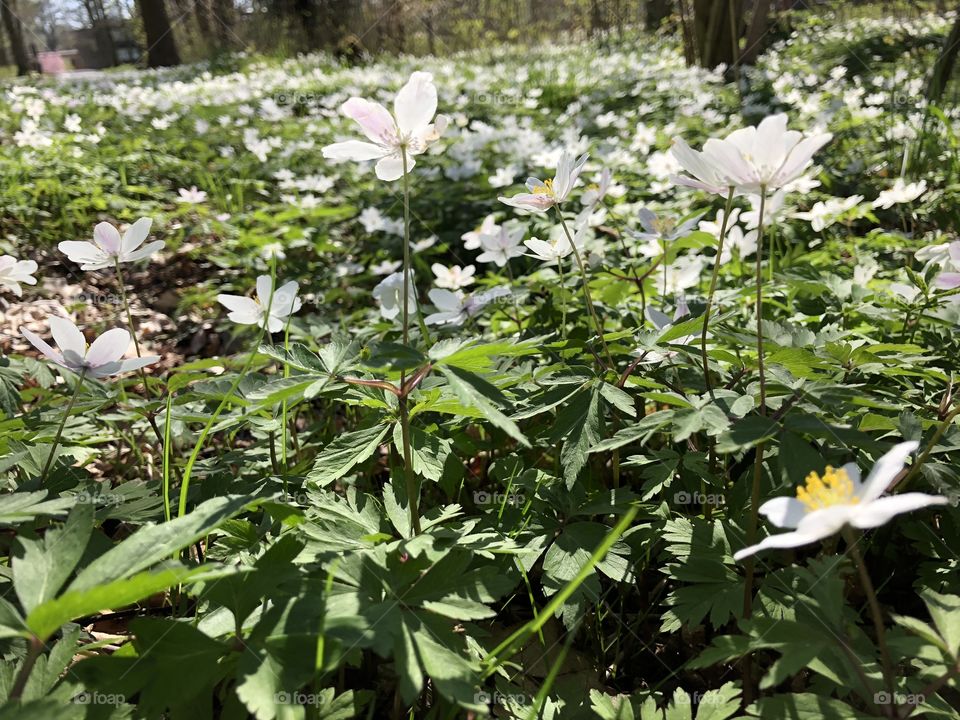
[0, 255, 38, 296]
[462, 214, 499, 251]
[499, 151, 588, 212]
[734, 441, 949, 561]
[20, 316, 159, 378]
[372, 271, 417, 321]
[873, 178, 927, 209]
[431, 263, 475, 290]
[633, 304, 694, 364]
[476, 222, 526, 267]
[524, 233, 573, 264]
[425, 287, 511, 326]
[217, 275, 302, 333]
[59, 218, 163, 271]
[672, 114, 832, 196]
[321, 71, 449, 181]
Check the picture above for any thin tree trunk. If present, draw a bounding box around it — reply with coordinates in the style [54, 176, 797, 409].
[741, 0, 772, 64]
[1, 0, 30, 75]
[136, 0, 181, 67]
[211, 0, 235, 48]
[928, 5, 960, 103]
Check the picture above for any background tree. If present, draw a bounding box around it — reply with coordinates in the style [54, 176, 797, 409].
[135, 0, 180, 66]
[1, 0, 31, 74]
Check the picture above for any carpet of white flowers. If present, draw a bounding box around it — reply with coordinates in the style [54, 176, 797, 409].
[0, 9, 959, 720]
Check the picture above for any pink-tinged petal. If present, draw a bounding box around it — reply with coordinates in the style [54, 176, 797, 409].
[341, 97, 396, 145]
[20, 327, 65, 365]
[58, 241, 108, 266]
[121, 217, 153, 254]
[93, 222, 122, 254]
[122, 240, 165, 264]
[935, 272, 960, 289]
[85, 328, 130, 367]
[498, 193, 554, 212]
[758, 496, 807, 529]
[668, 173, 729, 196]
[858, 441, 919, 502]
[849, 493, 950, 529]
[375, 154, 409, 181]
[48, 316, 86, 364]
[394, 71, 437, 136]
[322, 140, 390, 162]
[114, 356, 161, 375]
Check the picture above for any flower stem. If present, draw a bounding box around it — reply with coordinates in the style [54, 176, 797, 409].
[399, 147, 422, 536]
[114, 259, 153, 397]
[39, 367, 87, 486]
[741, 187, 769, 703]
[9, 635, 43, 700]
[843, 526, 897, 705]
[555, 210, 613, 369]
[701, 188, 735, 398]
[556, 257, 567, 340]
[178, 260, 276, 519]
[755, 188, 768, 413]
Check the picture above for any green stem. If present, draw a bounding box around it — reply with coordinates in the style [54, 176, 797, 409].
[399, 147, 422, 536]
[755, 187, 768, 414]
[115, 259, 153, 397]
[482, 505, 638, 677]
[556, 256, 567, 340]
[178, 261, 276, 519]
[843, 526, 897, 706]
[162, 393, 173, 522]
[701, 188, 735, 398]
[39, 367, 87, 485]
[555, 209, 614, 369]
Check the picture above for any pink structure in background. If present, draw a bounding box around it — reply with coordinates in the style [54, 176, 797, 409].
[38, 52, 68, 74]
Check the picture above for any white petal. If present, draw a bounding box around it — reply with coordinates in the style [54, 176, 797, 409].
[758, 496, 808, 529]
[58, 241, 108, 266]
[48, 316, 87, 365]
[85, 328, 130, 367]
[122, 240, 165, 263]
[849, 493, 950, 529]
[93, 222, 122, 254]
[121, 217, 153, 254]
[645, 307, 672, 331]
[111, 355, 161, 375]
[394, 71, 437, 136]
[322, 140, 390, 161]
[255, 275, 274, 306]
[859, 441, 919, 502]
[375, 154, 409, 181]
[20, 327, 65, 366]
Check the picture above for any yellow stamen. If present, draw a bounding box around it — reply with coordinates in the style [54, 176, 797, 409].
[531, 178, 555, 196]
[796, 466, 859, 511]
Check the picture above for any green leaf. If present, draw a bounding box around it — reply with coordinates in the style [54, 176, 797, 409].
[551, 387, 604, 488]
[26, 564, 224, 641]
[14, 503, 93, 613]
[69, 495, 259, 591]
[307, 423, 391, 487]
[438, 366, 529, 447]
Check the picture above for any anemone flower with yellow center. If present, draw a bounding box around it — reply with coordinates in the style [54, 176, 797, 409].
[499, 151, 588, 213]
[733, 441, 950, 561]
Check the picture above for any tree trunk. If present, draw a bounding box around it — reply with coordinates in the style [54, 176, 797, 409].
[1, 0, 30, 75]
[741, 0, 772, 64]
[645, 0, 672, 31]
[692, 0, 742, 69]
[136, 0, 181, 66]
[928, 5, 960, 103]
[194, 0, 213, 39]
[295, 0, 319, 50]
[211, 0, 235, 48]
